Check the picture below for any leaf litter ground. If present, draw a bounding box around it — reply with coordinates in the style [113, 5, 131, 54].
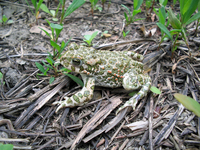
[0, 0, 200, 150]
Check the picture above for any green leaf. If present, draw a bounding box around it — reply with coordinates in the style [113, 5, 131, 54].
[173, 0, 177, 5]
[163, 0, 168, 6]
[185, 11, 200, 26]
[0, 19, 2, 23]
[46, 56, 54, 66]
[168, 8, 181, 29]
[158, 8, 165, 36]
[0, 72, 4, 85]
[181, 0, 197, 24]
[39, 27, 51, 38]
[42, 61, 54, 69]
[156, 22, 173, 40]
[123, 30, 130, 37]
[0, 72, 3, 79]
[43, 68, 49, 76]
[65, 73, 84, 87]
[198, 0, 200, 12]
[36, 0, 43, 13]
[50, 40, 61, 51]
[52, 18, 58, 22]
[90, 31, 98, 41]
[93, 0, 98, 6]
[134, 0, 143, 10]
[150, 86, 161, 94]
[50, 10, 56, 17]
[2, 15, 8, 23]
[31, 0, 37, 8]
[35, 62, 45, 73]
[47, 52, 53, 58]
[49, 77, 55, 84]
[40, 3, 50, 14]
[60, 38, 71, 53]
[174, 93, 200, 117]
[84, 35, 91, 41]
[160, 6, 167, 21]
[122, 31, 126, 37]
[146, 0, 152, 8]
[7, 20, 14, 24]
[129, 91, 137, 96]
[50, 23, 63, 38]
[153, 7, 159, 16]
[83, 31, 98, 46]
[160, 0, 168, 6]
[121, 4, 131, 16]
[133, 18, 145, 22]
[64, 0, 85, 18]
[132, 9, 141, 17]
[60, 67, 72, 72]
[50, 23, 63, 30]
[124, 12, 128, 21]
[0, 143, 13, 150]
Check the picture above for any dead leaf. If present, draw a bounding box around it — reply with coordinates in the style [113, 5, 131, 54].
[29, 25, 52, 36]
[151, 13, 156, 22]
[172, 63, 177, 74]
[150, 27, 157, 36]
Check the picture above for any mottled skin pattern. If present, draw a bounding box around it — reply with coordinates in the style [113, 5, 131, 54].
[53, 43, 151, 113]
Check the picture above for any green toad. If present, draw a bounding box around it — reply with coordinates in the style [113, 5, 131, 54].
[53, 43, 151, 113]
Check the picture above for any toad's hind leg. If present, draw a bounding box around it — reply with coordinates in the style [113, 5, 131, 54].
[53, 74, 95, 113]
[117, 73, 151, 114]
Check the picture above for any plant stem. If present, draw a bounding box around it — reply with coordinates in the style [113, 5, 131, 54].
[60, 0, 66, 25]
[149, 0, 155, 16]
[171, 34, 178, 58]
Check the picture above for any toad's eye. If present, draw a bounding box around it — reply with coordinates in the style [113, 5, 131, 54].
[72, 58, 82, 66]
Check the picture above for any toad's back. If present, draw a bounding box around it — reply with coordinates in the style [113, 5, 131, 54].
[60, 44, 144, 88]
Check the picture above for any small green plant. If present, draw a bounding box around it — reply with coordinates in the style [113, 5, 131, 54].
[122, 30, 130, 37]
[83, 31, 98, 46]
[107, 0, 111, 11]
[154, 5, 169, 37]
[158, 0, 168, 7]
[40, 20, 64, 57]
[35, 55, 83, 86]
[59, 0, 85, 24]
[101, 30, 108, 37]
[145, 0, 153, 16]
[40, 3, 60, 21]
[25, 0, 43, 23]
[157, 0, 200, 54]
[0, 143, 13, 150]
[121, 0, 144, 26]
[174, 93, 200, 117]
[35, 0, 85, 84]
[172, 0, 178, 8]
[0, 15, 13, 25]
[101, 0, 106, 10]
[89, 0, 102, 15]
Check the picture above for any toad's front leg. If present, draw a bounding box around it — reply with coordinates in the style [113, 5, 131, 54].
[117, 73, 151, 114]
[53, 74, 95, 113]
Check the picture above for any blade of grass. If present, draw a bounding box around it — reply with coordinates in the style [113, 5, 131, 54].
[156, 22, 173, 40]
[174, 93, 200, 117]
[64, 0, 85, 18]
